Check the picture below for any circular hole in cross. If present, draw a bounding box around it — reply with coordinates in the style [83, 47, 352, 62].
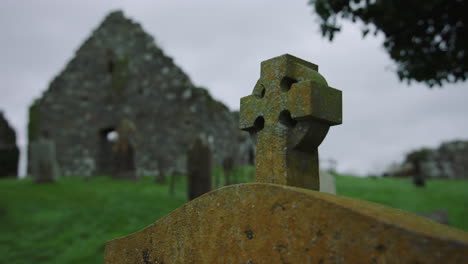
[279, 110, 297, 128]
[256, 84, 266, 98]
[253, 116, 265, 132]
[280, 77, 298, 91]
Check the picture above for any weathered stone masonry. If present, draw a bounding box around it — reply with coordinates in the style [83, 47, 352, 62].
[28, 10, 254, 177]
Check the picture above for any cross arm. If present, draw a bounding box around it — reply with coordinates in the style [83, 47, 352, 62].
[239, 94, 264, 132]
[287, 80, 342, 126]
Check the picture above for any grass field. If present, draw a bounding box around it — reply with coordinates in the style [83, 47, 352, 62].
[0, 171, 467, 264]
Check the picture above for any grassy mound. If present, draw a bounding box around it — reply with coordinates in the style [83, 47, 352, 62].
[0, 172, 466, 263]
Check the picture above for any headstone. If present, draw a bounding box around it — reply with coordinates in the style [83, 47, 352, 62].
[222, 157, 234, 185]
[319, 170, 336, 194]
[187, 137, 212, 200]
[30, 135, 60, 183]
[104, 54, 468, 263]
[239, 54, 342, 190]
[111, 119, 138, 181]
[0, 112, 19, 178]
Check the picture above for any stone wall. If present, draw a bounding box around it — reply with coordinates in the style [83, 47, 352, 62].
[28, 10, 254, 177]
[0, 112, 19, 177]
[385, 140, 468, 179]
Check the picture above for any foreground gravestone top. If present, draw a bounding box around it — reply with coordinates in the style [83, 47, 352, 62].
[240, 54, 342, 190]
[105, 183, 468, 263]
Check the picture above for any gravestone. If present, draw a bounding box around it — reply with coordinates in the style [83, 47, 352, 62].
[319, 170, 336, 194]
[0, 112, 19, 178]
[104, 54, 468, 263]
[239, 54, 341, 190]
[30, 135, 60, 183]
[111, 119, 138, 181]
[187, 137, 212, 200]
[222, 157, 234, 185]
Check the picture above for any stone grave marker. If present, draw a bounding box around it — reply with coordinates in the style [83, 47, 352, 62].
[222, 156, 234, 185]
[319, 170, 336, 194]
[239, 54, 341, 190]
[104, 54, 468, 263]
[187, 136, 212, 200]
[30, 135, 60, 183]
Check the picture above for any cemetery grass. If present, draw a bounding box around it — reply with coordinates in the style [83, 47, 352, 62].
[336, 174, 468, 232]
[0, 170, 467, 264]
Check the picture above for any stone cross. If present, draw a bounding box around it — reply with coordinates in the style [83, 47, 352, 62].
[240, 54, 342, 190]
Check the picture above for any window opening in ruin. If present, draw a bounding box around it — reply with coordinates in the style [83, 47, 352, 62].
[106, 130, 119, 142]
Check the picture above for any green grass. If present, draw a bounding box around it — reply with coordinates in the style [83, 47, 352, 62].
[335, 174, 468, 232]
[0, 176, 185, 264]
[0, 171, 466, 264]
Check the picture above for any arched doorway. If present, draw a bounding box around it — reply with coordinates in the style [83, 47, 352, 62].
[97, 127, 118, 175]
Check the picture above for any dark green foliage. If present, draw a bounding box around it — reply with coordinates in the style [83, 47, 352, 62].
[406, 148, 432, 163]
[405, 148, 432, 187]
[309, 0, 467, 86]
[187, 137, 212, 200]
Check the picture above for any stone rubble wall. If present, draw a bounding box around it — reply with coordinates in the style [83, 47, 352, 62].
[28, 11, 254, 177]
[385, 140, 468, 179]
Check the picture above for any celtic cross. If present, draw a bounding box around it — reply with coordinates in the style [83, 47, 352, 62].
[239, 54, 342, 190]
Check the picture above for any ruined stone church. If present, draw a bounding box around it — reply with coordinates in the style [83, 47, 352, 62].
[28, 10, 254, 177]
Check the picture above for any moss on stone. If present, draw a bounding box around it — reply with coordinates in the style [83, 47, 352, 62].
[111, 54, 130, 95]
[194, 86, 229, 113]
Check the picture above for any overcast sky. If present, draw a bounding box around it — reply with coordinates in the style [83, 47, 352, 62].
[1, 0, 467, 177]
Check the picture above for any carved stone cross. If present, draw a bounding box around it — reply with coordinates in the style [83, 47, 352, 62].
[240, 54, 342, 190]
